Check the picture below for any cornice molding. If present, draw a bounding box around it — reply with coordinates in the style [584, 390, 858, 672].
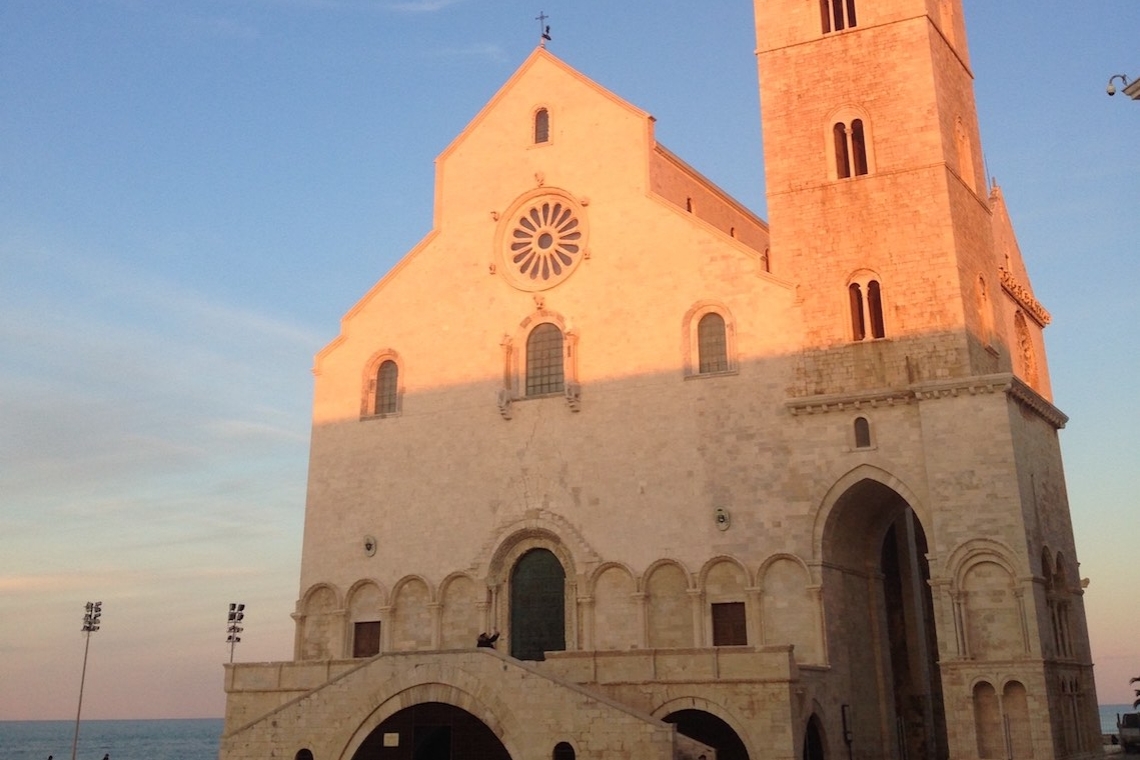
[999, 268, 1051, 327]
[786, 373, 1068, 429]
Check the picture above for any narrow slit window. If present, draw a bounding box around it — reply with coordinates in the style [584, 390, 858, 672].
[534, 108, 550, 144]
[867, 280, 885, 338]
[849, 282, 865, 340]
[851, 119, 868, 176]
[834, 123, 851, 179]
[854, 417, 871, 448]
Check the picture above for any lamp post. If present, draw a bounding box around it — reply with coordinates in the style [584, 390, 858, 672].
[1106, 74, 1140, 100]
[227, 603, 245, 663]
[70, 601, 102, 760]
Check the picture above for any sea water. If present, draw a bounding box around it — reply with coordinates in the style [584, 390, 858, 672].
[1, 709, 1133, 757]
[0, 718, 222, 760]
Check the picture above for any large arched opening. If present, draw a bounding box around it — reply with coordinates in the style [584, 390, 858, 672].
[664, 709, 749, 760]
[510, 547, 566, 660]
[351, 702, 511, 760]
[820, 476, 948, 760]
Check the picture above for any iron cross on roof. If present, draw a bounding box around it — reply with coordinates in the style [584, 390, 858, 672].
[536, 11, 552, 47]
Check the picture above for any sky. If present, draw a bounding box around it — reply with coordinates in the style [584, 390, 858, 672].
[1, 0, 1137, 720]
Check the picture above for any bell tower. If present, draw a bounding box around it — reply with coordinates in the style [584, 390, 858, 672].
[754, 0, 1028, 397]
[754, 5, 1100, 760]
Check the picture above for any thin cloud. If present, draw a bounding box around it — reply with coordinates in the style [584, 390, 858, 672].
[385, 0, 464, 11]
[425, 43, 507, 62]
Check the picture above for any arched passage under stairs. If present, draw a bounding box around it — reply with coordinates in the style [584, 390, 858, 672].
[351, 702, 511, 760]
[663, 709, 749, 760]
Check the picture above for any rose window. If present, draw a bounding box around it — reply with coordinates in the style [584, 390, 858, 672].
[509, 201, 582, 283]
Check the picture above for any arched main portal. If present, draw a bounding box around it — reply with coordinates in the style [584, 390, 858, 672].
[664, 709, 749, 760]
[510, 548, 566, 660]
[351, 702, 511, 760]
[820, 477, 947, 760]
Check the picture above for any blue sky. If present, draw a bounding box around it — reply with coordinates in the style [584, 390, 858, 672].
[1, 1, 1137, 718]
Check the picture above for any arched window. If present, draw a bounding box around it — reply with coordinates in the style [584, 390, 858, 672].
[295, 750, 315, 760]
[854, 416, 871, 448]
[553, 742, 576, 760]
[834, 119, 868, 178]
[849, 277, 885, 341]
[821, 0, 857, 33]
[510, 548, 566, 660]
[697, 313, 728, 374]
[375, 360, 398, 415]
[534, 108, 550, 144]
[526, 323, 564, 396]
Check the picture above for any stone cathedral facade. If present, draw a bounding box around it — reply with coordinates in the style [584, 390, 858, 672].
[221, 2, 1102, 760]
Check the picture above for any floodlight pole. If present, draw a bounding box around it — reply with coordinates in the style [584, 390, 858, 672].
[227, 602, 245, 663]
[71, 601, 102, 760]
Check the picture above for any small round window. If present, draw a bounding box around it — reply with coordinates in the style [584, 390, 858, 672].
[499, 191, 587, 291]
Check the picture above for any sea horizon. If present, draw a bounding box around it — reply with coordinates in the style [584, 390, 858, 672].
[2, 706, 1135, 759]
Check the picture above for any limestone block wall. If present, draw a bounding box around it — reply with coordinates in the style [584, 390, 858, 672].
[221, 650, 705, 760]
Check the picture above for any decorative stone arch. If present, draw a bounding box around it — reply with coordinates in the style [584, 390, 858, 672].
[360, 348, 404, 419]
[756, 553, 823, 663]
[344, 579, 387, 658]
[846, 267, 886, 341]
[337, 662, 523, 760]
[586, 560, 637, 594]
[639, 557, 696, 593]
[483, 524, 580, 659]
[503, 308, 579, 401]
[698, 554, 754, 589]
[585, 561, 639, 651]
[389, 574, 435, 652]
[642, 558, 697, 648]
[946, 541, 1026, 661]
[476, 511, 600, 585]
[300, 581, 344, 611]
[943, 538, 1022, 586]
[297, 582, 344, 661]
[699, 555, 752, 647]
[681, 300, 738, 377]
[811, 464, 927, 563]
[438, 571, 487, 649]
[652, 696, 757, 760]
[824, 104, 875, 181]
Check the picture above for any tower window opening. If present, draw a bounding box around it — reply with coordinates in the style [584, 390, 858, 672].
[854, 417, 871, 448]
[534, 108, 550, 144]
[834, 120, 868, 179]
[821, 0, 857, 33]
[849, 278, 885, 341]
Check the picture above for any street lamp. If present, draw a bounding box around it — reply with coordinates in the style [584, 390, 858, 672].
[227, 603, 245, 663]
[1106, 74, 1140, 100]
[70, 601, 102, 760]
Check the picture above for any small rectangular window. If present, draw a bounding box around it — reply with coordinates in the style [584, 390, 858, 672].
[353, 621, 381, 658]
[711, 602, 747, 646]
